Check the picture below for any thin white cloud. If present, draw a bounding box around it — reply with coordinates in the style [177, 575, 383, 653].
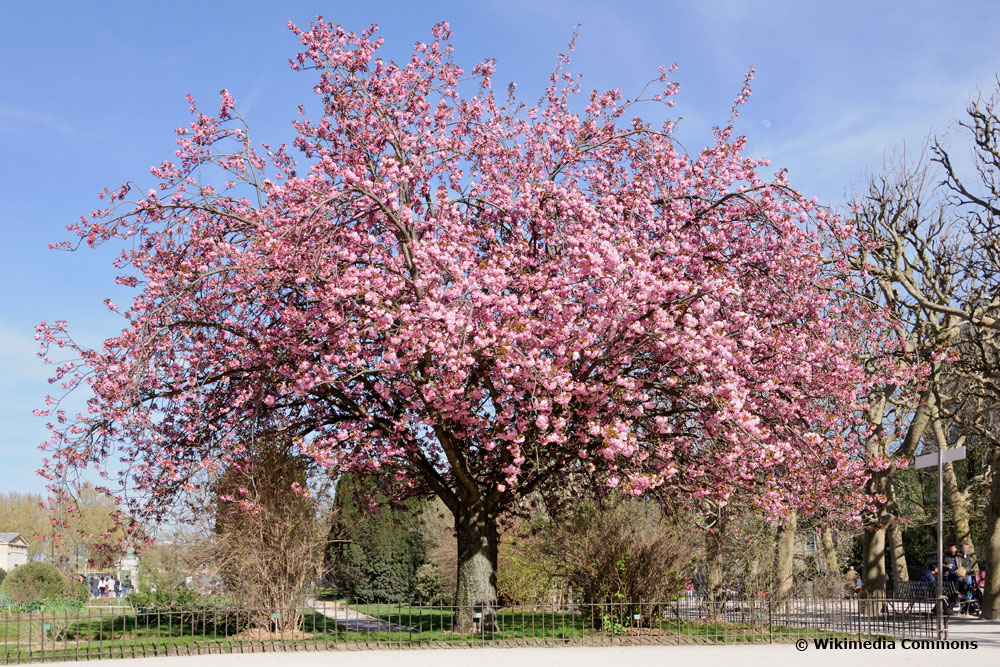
[0, 324, 45, 382]
[0, 104, 77, 137]
[239, 64, 278, 120]
[0, 321, 95, 417]
[748, 74, 991, 206]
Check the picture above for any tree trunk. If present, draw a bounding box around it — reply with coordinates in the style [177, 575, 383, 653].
[453, 505, 499, 633]
[821, 526, 839, 573]
[885, 482, 909, 589]
[861, 525, 886, 598]
[859, 371, 935, 594]
[885, 518, 908, 589]
[933, 414, 975, 569]
[861, 461, 889, 598]
[860, 394, 890, 597]
[982, 452, 1000, 620]
[775, 512, 797, 598]
[705, 524, 725, 601]
[944, 461, 974, 565]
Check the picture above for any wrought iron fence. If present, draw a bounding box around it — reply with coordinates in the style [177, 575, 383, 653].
[0, 596, 947, 663]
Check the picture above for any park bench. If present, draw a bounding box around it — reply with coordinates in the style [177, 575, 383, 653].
[883, 581, 940, 616]
[883, 580, 978, 617]
[943, 580, 980, 616]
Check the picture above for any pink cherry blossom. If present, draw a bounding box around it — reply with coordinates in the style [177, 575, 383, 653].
[36, 19, 891, 613]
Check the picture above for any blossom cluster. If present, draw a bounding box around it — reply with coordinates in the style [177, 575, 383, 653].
[37, 20, 884, 527]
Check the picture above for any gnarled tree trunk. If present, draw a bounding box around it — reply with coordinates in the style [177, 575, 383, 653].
[453, 504, 499, 633]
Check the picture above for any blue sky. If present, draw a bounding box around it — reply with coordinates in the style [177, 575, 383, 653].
[1, 0, 998, 495]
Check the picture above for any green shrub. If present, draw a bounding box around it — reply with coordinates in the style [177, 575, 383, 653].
[0, 568, 6, 587]
[127, 585, 241, 630]
[19, 597, 85, 614]
[497, 518, 562, 605]
[127, 582, 198, 610]
[414, 563, 447, 604]
[0, 562, 72, 604]
[70, 579, 90, 603]
[328, 473, 427, 602]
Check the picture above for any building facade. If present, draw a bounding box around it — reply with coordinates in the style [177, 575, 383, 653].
[0, 533, 29, 571]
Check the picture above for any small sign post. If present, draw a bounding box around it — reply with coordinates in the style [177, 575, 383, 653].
[915, 445, 966, 638]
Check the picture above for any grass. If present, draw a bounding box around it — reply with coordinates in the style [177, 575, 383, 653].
[348, 604, 856, 645]
[351, 604, 593, 640]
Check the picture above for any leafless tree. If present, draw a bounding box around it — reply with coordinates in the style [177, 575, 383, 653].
[845, 79, 1000, 616]
[846, 152, 961, 598]
[214, 437, 329, 632]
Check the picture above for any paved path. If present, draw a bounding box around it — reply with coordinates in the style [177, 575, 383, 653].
[37, 638, 1000, 667]
[310, 600, 416, 633]
[947, 615, 1000, 648]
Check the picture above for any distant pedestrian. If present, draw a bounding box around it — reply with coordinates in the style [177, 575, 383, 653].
[943, 545, 960, 582]
[958, 544, 973, 586]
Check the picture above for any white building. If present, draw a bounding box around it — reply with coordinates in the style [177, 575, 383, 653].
[0, 533, 29, 571]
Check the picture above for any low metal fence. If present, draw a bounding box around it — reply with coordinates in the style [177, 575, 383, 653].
[0, 596, 946, 663]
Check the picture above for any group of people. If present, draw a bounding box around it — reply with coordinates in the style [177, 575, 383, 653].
[920, 543, 984, 613]
[75, 573, 130, 599]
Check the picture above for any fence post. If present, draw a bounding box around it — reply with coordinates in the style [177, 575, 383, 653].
[936, 597, 945, 641]
[767, 598, 772, 644]
[856, 597, 862, 644]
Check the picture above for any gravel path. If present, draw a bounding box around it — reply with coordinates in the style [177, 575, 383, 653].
[309, 600, 416, 633]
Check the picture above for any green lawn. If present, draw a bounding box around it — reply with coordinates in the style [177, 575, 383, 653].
[348, 604, 847, 645]
[350, 604, 593, 640]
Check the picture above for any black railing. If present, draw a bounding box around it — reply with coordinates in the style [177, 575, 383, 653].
[0, 596, 947, 663]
